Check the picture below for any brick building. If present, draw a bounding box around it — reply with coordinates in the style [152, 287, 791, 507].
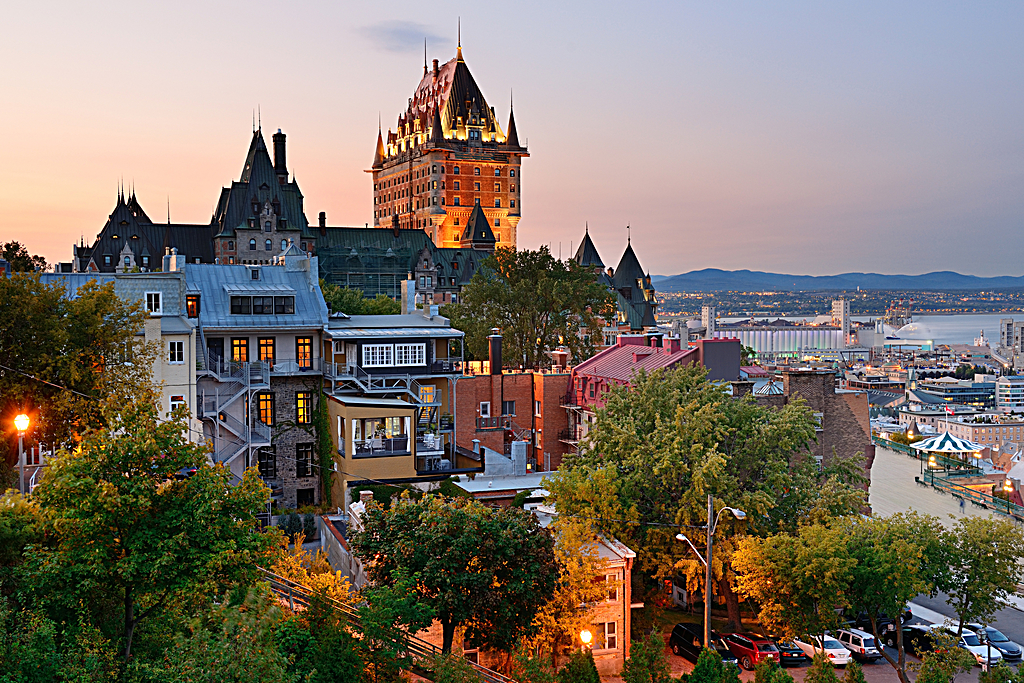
[371, 42, 527, 248]
[454, 331, 572, 472]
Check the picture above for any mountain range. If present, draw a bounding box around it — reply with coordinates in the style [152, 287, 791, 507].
[651, 269, 1024, 292]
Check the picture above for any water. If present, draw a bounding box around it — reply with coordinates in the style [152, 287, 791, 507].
[721, 313, 1017, 347]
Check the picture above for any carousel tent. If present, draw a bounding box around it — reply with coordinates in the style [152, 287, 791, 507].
[911, 432, 984, 454]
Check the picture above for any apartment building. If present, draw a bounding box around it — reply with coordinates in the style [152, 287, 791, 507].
[322, 310, 478, 508]
[186, 245, 328, 509]
[996, 376, 1024, 413]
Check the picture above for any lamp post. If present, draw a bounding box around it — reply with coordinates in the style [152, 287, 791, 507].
[1004, 480, 1014, 516]
[14, 414, 29, 494]
[580, 629, 592, 650]
[680, 495, 746, 651]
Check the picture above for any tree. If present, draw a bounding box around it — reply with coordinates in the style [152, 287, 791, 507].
[547, 365, 865, 629]
[753, 659, 794, 683]
[620, 629, 672, 683]
[527, 518, 609, 666]
[734, 524, 855, 646]
[944, 515, 1024, 635]
[441, 246, 615, 368]
[270, 538, 353, 604]
[1, 241, 46, 272]
[350, 494, 557, 654]
[686, 647, 741, 683]
[914, 630, 975, 683]
[842, 512, 947, 683]
[320, 282, 400, 316]
[0, 491, 43, 590]
[556, 648, 600, 683]
[23, 397, 278, 661]
[804, 653, 839, 683]
[0, 275, 151, 453]
[842, 660, 867, 683]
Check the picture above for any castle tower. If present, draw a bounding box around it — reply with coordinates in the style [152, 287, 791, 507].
[370, 41, 528, 248]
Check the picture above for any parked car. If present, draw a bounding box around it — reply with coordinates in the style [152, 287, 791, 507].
[973, 626, 1023, 661]
[853, 608, 913, 640]
[793, 636, 851, 666]
[668, 624, 738, 666]
[835, 629, 883, 662]
[722, 632, 781, 670]
[770, 637, 810, 666]
[954, 628, 1003, 667]
[900, 624, 938, 656]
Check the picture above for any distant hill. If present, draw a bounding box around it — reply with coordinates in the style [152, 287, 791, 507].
[651, 269, 1024, 292]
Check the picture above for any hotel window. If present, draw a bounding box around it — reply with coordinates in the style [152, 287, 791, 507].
[265, 239, 272, 251]
[231, 296, 252, 314]
[474, 182, 481, 191]
[510, 184, 516, 192]
[142, 256, 149, 267]
[296, 392, 312, 424]
[145, 292, 162, 315]
[495, 199, 501, 208]
[274, 296, 295, 314]
[168, 341, 184, 364]
[296, 443, 313, 477]
[479, 401, 491, 418]
[454, 181, 460, 190]
[494, 182, 501, 191]
[124, 256, 130, 268]
[362, 344, 393, 367]
[264, 221, 272, 232]
[494, 168, 501, 176]
[453, 197, 460, 206]
[453, 166, 460, 174]
[474, 167, 480, 175]
[186, 294, 200, 318]
[593, 622, 617, 650]
[231, 337, 249, 362]
[605, 573, 619, 601]
[249, 239, 256, 250]
[281, 239, 287, 251]
[256, 447, 276, 479]
[296, 337, 312, 369]
[258, 337, 275, 367]
[169, 395, 186, 413]
[510, 169, 516, 177]
[494, 218, 500, 227]
[510, 200, 516, 208]
[104, 255, 111, 266]
[228, 240, 234, 250]
[257, 392, 275, 425]
[395, 343, 426, 367]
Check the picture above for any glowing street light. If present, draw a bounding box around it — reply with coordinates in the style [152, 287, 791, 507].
[580, 629, 593, 648]
[14, 414, 30, 494]
[14, 414, 29, 432]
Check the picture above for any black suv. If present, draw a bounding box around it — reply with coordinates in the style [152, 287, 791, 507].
[669, 624, 739, 666]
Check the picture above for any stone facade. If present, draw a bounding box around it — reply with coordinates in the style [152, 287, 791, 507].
[256, 375, 323, 510]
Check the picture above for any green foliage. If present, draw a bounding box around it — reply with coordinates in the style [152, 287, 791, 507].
[914, 630, 975, 683]
[0, 276, 151, 449]
[160, 587, 292, 683]
[842, 660, 867, 683]
[302, 513, 317, 541]
[510, 648, 559, 683]
[557, 648, 600, 683]
[280, 512, 303, 538]
[0, 491, 43, 591]
[441, 246, 616, 368]
[804, 653, 839, 683]
[358, 570, 436, 682]
[1, 241, 47, 272]
[944, 515, 1024, 635]
[510, 489, 530, 509]
[427, 654, 483, 683]
[978, 661, 1022, 683]
[22, 399, 277, 660]
[753, 658, 795, 683]
[313, 392, 334, 506]
[349, 483, 419, 507]
[685, 647, 740, 683]
[350, 494, 557, 654]
[734, 523, 855, 640]
[435, 477, 472, 499]
[620, 630, 673, 683]
[548, 365, 866, 611]
[888, 431, 924, 446]
[320, 282, 400, 316]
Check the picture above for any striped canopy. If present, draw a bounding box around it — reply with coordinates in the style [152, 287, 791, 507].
[911, 431, 984, 454]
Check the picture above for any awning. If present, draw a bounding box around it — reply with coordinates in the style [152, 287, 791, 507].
[911, 432, 984, 454]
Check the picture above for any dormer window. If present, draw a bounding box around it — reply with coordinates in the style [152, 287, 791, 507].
[264, 221, 272, 232]
[251, 268, 259, 280]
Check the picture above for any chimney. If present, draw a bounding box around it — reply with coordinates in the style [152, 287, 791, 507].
[400, 275, 416, 314]
[432, 58, 439, 77]
[272, 129, 287, 183]
[162, 247, 185, 272]
[551, 348, 569, 371]
[318, 211, 326, 230]
[392, 213, 400, 237]
[359, 490, 373, 506]
[488, 328, 502, 375]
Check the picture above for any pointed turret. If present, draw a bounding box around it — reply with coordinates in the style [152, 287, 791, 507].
[460, 199, 497, 251]
[506, 100, 520, 147]
[429, 104, 445, 144]
[372, 127, 385, 168]
[573, 225, 604, 269]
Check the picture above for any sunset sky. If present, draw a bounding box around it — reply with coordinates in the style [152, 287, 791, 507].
[1, 1, 1021, 276]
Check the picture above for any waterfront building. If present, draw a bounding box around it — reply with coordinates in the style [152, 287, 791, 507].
[915, 375, 997, 409]
[371, 42, 527, 248]
[996, 376, 1024, 413]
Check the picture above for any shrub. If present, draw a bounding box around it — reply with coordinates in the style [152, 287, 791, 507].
[754, 658, 795, 683]
[558, 648, 600, 683]
[843, 660, 866, 683]
[804, 653, 839, 683]
[621, 630, 672, 683]
[280, 512, 302, 539]
[302, 513, 317, 541]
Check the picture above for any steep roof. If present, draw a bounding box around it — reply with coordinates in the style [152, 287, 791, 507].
[460, 199, 497, 249]
[405, 52, 504, 142]
[212, 129, 311, 239]
[573, 227, 604, 269]
[611, 240, 658, 330]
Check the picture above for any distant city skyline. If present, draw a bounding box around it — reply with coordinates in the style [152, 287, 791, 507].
[1, 1, 1021, 276]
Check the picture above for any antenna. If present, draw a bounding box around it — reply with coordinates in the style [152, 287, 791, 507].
[458, 17, 461, 47]
[424, 38, 428, 75]
[167, 196, 170, 224]
[258, 105, 261, 131]
[627, 224, 631, 243]
[252, 109, 255, 133]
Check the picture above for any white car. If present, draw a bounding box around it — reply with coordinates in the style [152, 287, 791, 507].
[956, 628, 1003, 666]
[794, 635, 852, 666]
[835, 628, 883, 662]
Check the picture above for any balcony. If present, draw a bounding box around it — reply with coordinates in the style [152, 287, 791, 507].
[558, 428, 579, 445]
[269, 358, 323, 376]
[352, 436, 411, 458]
[476, 416, 510, 430]
[416, 433, 445, 455]
[416, 445, 484, 475]
[430, 358, 464, 374]
[439, 414, 454, 432]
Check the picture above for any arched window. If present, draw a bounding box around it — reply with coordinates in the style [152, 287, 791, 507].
[281, 239, 287, 251]
[249, 239, 256, 250]
[453, 166, 460, 175]
[474, 167, 480, 175]
[510, 169, 516, 177]
[265, 239, 272, 251]
[228, 240, 234, 250]
[494, 168, 501, 176]
[264, 221, 272, 232]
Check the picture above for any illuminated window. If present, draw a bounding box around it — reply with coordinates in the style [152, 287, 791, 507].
[474, 182, 481, 191]
[231, 337, 248, 362]
[258, 337, 275, 367]
[593, 622, 617, 650]
[510, 184, 516, 192]
[454, 181, 460, 190]
[257, 392, 275, 425]
[170, 395, 186, 413]
[296, 392, 312, 424]
[296, 337, 312, 369]
[494, 183, 500, 191]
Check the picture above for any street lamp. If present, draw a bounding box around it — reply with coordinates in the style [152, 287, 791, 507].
[685, 496, 747, 651]
[14, 414, 29, 494]
[580, 629, 593, 649]
[1004, 480, 1014, 516]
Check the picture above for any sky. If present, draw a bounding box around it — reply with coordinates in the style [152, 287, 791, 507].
[1, 1, 1021, 277]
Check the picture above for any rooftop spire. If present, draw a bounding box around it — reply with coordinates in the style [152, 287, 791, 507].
[429, 100, 445, 144]
[457, 17, 463, 62]
[372, 120, 385, 168]
[506, 92, 520, 147]
[424, 38, 428, 75]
